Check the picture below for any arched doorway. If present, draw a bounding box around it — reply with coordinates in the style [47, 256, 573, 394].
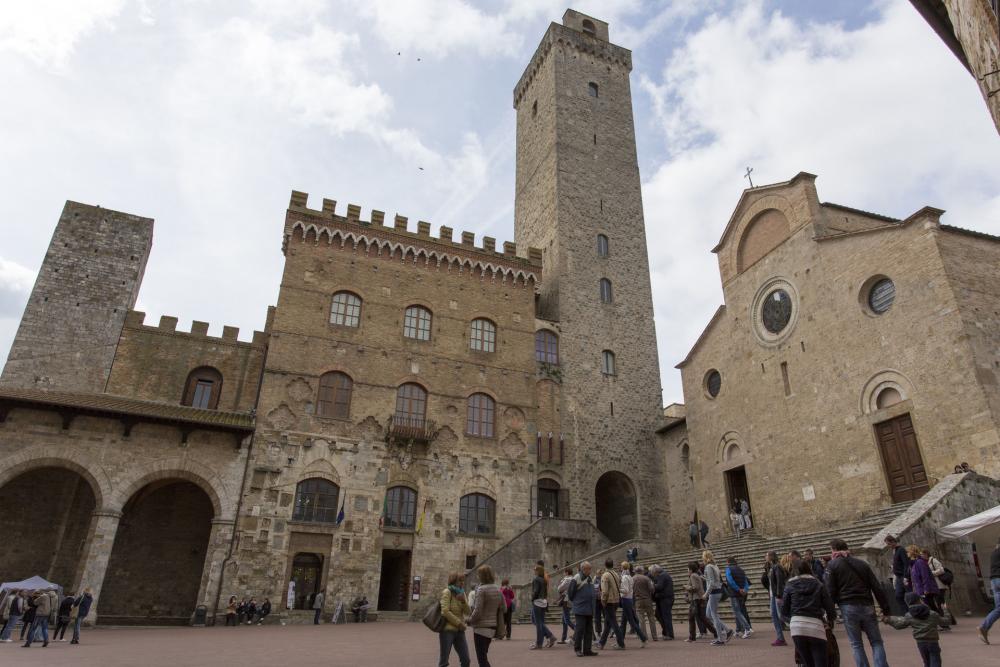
[595, 471, 637, 543]
[0, 467, 96, 586]
[291, 552, 323, 610]
[100, 480, 214, 625]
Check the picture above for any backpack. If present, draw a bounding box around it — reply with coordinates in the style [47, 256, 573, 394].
[422, 599, 445, 633]
[939, 568, 954, 586]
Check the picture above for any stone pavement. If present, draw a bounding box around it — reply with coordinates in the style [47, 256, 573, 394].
[3, 617, 995, 666]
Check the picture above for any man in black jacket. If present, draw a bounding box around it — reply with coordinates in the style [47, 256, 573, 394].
[884, 534, 910, 610]
[650, 564, 675, 640]
[826, 538, 892, 667]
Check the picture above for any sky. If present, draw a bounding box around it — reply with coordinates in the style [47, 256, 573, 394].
[1, 0, 998, 406]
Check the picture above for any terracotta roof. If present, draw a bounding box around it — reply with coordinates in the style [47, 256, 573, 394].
[0, 386, 254, 432]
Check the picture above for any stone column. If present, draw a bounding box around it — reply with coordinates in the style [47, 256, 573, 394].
[197, 518, 235, 625]
[76, 509, 122, 626]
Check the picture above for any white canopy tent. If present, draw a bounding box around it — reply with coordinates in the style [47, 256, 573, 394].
[938, 505, 1000, 587]
[0, 575, 62, 594]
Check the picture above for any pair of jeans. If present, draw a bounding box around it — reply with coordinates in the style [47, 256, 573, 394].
[531, 605, 553, 646]
[71, 616, 83, 642]
[705, 592, 730, 640]
[981, 577, 1000, 631]
[573, 614, 594, 655]
[24, 616, 48, 646]
[472, 633, 492, 667]
[560, 606, 575, 641]
[916, 640, 942, 667]
[729, 595, 751, 632]
[619, 598, 646, 641]
[840, 603, 888, 667]
[792, 635, 829, 667]
[438, 630, 471, 667]
[0, 613, 19, 640]
[598, 602, 624, 647]
[635, 599, 657, 640]
[687, 599, 714, 640]
[656, 598, 675, 638]
[770, 595, 785, 641]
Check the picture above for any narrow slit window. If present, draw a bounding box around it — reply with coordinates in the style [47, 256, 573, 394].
[781, 361, 791, 397]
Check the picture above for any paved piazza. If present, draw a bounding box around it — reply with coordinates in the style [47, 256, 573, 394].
[4, 618, 996, 666]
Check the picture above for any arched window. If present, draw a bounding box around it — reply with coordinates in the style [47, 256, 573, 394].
[384, 486, 417, 530]
[599, 278, 613, 303]
[601, 350, 616, 376]
[535, 330, 558, 364]
[292, 478, 340, 523]
[317, 371, 352, 419]
[581, 19, 596, 36]
[680, 443, 690, 473]
[466, 393, 496, 438]
[597, 234, 609, 257]
[470, 318, 497, 353]
[588, 82, 599, 98]
[403, 305, 432, 341]
[181, 366, 222, 409]
[394, 383, 427, 428]
[459, 493, 496, 535]
[330, 291, 362, 328]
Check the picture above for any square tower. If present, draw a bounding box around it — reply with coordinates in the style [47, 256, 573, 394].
[514, 11, 666, 541]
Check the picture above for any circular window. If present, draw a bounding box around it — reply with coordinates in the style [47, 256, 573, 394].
[761, 289, 792, 334]
[704, 369, 722, 398]
[868, 278, 895, 314]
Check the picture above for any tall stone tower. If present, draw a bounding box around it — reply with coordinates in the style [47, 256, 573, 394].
[514, 11, 665, 541]
[1, 201, 153, 392]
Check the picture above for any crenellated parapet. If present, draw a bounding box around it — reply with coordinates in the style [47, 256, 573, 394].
[123, 311, 268, 348]
[282, 190, 543, 287]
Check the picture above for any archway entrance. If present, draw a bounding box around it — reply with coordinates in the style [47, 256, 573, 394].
[0, 467, 96, 586]
[724, 466, 751, 523]
[290, 552, 323, 610]
[377, 549, 412, 611]
[100, 480, 214, 625]
[595, 471, 637, 543]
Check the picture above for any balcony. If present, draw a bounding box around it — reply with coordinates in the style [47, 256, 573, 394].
[386, 415, 436, 445]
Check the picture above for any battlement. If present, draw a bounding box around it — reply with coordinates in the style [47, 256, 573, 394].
[284, 191, 543, 283]
[124, 311, 268, 347]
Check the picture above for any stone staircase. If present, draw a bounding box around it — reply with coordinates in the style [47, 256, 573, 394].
[525, 502, 911, 627]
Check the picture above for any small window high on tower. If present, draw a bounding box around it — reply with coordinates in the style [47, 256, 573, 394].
[581, 19, 596, 36]
[588, 82, 599, 98]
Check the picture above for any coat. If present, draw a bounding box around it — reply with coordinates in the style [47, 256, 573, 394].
[652, 571, 674, 602]
[910, 557, 939, 596]
[34, 591, 52, 616]
[467, 584, 505, 637]
[75, 593, 93, 618]
[312, 592, 325, 610]
[440, 587, 471, 633]
[825, 555, 891, 614]
[632, 573, 654, 603]
[568, 574, 596, 616]
[768, 563, 788, 598]
[600, 570, 621, 605]
[781, 575, 836, 623]
[886, 602, 941, 641]
[58, 596, 75, 621]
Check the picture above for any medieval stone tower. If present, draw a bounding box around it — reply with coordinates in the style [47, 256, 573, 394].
[1, 201, 153, 391]
[514, 11, 666, 542]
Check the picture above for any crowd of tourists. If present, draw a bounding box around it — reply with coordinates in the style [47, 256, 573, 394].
[429, 534, 1000, 667]
[0, 587, 93, 648]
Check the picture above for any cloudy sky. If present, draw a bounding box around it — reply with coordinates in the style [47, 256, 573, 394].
[1, 0, 998, 405]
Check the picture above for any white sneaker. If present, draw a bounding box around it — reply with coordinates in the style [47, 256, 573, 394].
[640, 641, 646, 648]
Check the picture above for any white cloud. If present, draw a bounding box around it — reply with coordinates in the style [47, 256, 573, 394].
[641, 0, 1000, 403]
[0, 0, 125, 69]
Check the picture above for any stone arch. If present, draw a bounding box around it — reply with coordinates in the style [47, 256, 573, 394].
[860, 370, 914, 415]
[300, 458, 342, 486]
[595, 470, 637, 543]
[724, 194, 797, 279]
[461, 474, 497, 498]
[715, 431, 746, 465]
[110, 460, 230, 520]
[737, 208, 791, 272]
[0, 446, 111, 509]
[679, 440, 691, 473]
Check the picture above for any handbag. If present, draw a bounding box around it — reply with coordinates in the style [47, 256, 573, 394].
[939, 568, 954, 586]
[422, 600, 445, 633]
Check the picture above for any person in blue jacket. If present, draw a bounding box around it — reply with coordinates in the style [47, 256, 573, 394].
[568, 561, 599, 658]
[725, 556, 753, 638]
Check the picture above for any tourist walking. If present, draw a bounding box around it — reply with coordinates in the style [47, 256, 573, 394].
[23, 589, 51, 647]
[530, 563, 555, 649]
[53, 592, 74, 641]
[885, 535, 910, 611]
[468, 565, 506, 667]
[618, 560, 647, 645]
[782, 559, 837, 667]
[500, 579, 515, 640]
[684, 561, 714, 642]
[689, 521, 699, 548]
[556, 567, 576, 644]
[312, 590, 324, 625]
[740, 498, 752, 529]
[765, 550, 788, 646]
[700, 520, 710, 547]
[438, 572, 472, 667]
[805, 549, 826, 581]
[632, 565, 658, 642]
[568, 561, 598, 657]
[884, 592, 942, 667]
[910, 549, 943, 619]
[725, 556, 753, 637]
[651, 564, 675, 639]
[730, 509, 742, 538]
[19, 593, 35, 642]
[597, 558, 625, 649]
[825, 538, 892, 667]
[71, 588, 93, 644]
[924, 550, 955, 626]
[979, 535, 1000, 644]
[257, 598, 271, 624]
[1, 590, 23, 642]
[702, 551, 733, 645]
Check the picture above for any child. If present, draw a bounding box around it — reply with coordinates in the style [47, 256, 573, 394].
[883, 592, 942, 667]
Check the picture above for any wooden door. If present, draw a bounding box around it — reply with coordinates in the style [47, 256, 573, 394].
[874, 414, 929, 502]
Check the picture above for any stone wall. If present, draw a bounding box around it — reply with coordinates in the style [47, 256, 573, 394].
[657, 421, 696, 550]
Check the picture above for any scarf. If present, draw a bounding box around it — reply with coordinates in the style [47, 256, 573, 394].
[448, 584, 465, 596]
[831, 550, 850, 560]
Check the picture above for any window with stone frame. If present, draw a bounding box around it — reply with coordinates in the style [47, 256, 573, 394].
[384, 486, 417, 530]
[534, 329, 559, 364]
[601, 350, 616, 376]
[330, 291, 362, 328]
[403, 305, 432, 341]
[182, 366, 223, 409]
[394, 383, 427, 428]
[599, 278, 613, 303]
[469, 318, 497, 353]
[459, 493, 496, 535]
[292, 478, 340, 524]
[466, 393, 496, 438]
[597, 234, 609, 258]
[317, 371, 352, 419]
[588, 82, 599, 97]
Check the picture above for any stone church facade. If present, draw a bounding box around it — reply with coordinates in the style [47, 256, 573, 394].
[0, 10, 666, 624]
